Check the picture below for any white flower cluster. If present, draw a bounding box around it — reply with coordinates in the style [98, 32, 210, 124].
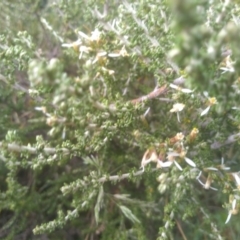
[141, 132, 196, 172]
[62, 29, 129, 68]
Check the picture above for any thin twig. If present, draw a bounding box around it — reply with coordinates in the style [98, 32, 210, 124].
[130, 84, 168, 104]
[176, 220, 188, 240]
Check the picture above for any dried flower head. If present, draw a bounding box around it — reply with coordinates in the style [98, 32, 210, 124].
[208, 97, 217, 106]
[169, 132, 185, 144]
[201, 97, 217, 116]
[170, 103, 185, 122]
[188, 127, 199, 141]
[170, 103, 185, 112]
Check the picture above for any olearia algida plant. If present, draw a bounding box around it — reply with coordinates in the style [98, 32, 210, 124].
[1, 0, 240, 239]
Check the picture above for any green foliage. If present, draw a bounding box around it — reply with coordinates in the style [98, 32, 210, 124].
[1, 0, 240, 239]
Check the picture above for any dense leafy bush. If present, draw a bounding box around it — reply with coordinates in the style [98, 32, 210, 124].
[1, 0, 240, 239]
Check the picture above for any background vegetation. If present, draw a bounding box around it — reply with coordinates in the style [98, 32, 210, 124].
[0, 0, 240, 239]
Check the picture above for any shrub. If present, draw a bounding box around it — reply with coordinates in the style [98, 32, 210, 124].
[0, 0, 240, 239]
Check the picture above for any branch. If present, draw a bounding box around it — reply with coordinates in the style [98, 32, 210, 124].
[0, 74, 44, 103]
[95, 168, 157, 184]
[211, 132, 240, 149]
[130, 84, 168, 104]
[0, 142, 69, 155]
[130, 77, 185, 105]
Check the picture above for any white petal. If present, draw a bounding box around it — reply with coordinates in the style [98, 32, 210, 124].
[79, 51, 83, 59]
[232, 199, 237, 209]
[197, 178, 205, 187]
[210, 186, 218, 191]
[200, 106, 211, 116]
[169, 84, 179, 89]
[185, 157, 196, 167]
[177, 112, 180, 122]
[160, 161, 173, 168]
[174, 161, 183, 171]
[108, 53, 121, 57]
[225, 212, 232, 224]
[232, 173, 240, 185]
[223, 167, 231, 170]
[203, 91, 209, 97]
[143, 107, 151, 117]
[62, 39, 82, 48]
[220, 67, 234, 73]
[97, 51, 107, 57]
[79, 45, 90, 53]
[35, 107, 43, 111]
[167, 152, 180, 157]
[62, 43, 73, 48]
[78, 31, 90, 40]
[196, 171, 202, 180]
[181, 88, 194, 93]
[206, 167, 218, 171]
[169, 84, 194, 93]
